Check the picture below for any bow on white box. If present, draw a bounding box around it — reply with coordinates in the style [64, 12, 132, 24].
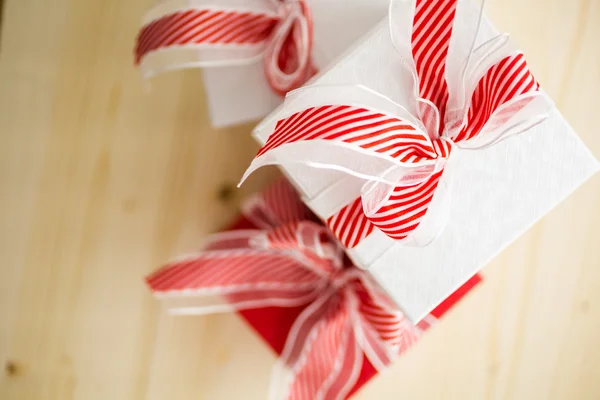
[241, 0, 554, 249]
[135, 0, 316, 95]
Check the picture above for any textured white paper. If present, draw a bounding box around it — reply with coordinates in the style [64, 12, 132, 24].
[202, 0, 389, 127]
[253, 6, 599, 321]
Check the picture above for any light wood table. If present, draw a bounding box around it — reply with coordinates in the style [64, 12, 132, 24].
[1, 0, 599, 399]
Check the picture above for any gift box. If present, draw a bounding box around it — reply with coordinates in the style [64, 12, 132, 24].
[244, 0, 600, 322]
[134, 0, 389, 127]
[147, 179, 481, 399]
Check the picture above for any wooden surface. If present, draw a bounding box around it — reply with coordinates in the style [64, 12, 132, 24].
[1, 0, 599, 399]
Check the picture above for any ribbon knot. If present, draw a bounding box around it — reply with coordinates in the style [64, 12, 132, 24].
[134, 0, 316, 95]
[326, 268, 359, 291]
[241, 0, 554, 249]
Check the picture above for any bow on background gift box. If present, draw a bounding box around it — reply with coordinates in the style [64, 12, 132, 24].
[135, 0, 316, 94]
[245, 0, 599, 322]
[134, 0, 389, 127]
[146, 179, 481, 400]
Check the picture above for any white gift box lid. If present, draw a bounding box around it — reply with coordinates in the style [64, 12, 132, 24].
[252, 4, 600, 322]
[202, 0, 390, 128]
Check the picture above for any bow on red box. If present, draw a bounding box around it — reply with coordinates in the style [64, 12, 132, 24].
[146, 179, 481, 400]
[241, 0, 553, 249]
[134, 0, 316, 95]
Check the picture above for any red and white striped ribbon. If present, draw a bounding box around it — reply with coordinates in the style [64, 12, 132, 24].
[146, 179, 428, 400]
[134, 0, 316, 95]
[242, 0, 551, 249]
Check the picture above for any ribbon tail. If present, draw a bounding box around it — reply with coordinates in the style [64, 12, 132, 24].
[269, 326, 362, 400]
[135, 0, 279, 78]
[318, 321, 362, 400]
[268, 288, 335, 400]
[272, 290, 363, 400]
[147, 249, 324, 315]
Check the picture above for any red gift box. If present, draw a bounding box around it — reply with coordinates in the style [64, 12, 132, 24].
[231, 214, 482, 398]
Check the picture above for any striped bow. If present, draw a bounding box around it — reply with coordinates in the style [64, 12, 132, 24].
[147, 180, 431, 400]
[241, 0, 553, 248]
[134, 0, 316, 95]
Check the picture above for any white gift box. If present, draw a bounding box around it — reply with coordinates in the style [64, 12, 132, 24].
[251, 3, 600, 322]
[202, 0, 389, 127]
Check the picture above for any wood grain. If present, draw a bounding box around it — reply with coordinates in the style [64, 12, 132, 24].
[0, 0, 599, 399]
